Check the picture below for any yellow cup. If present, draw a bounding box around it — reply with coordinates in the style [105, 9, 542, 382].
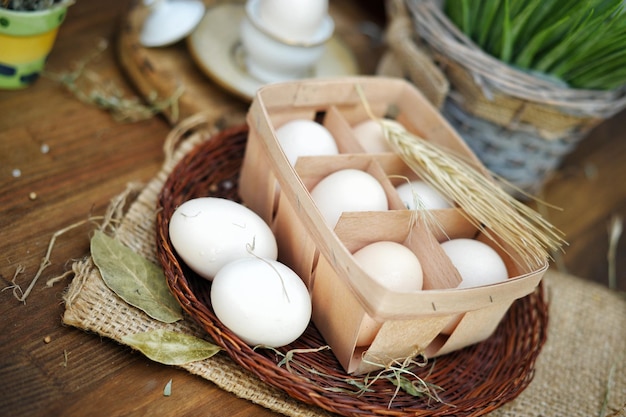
[0, 1, 71, 89]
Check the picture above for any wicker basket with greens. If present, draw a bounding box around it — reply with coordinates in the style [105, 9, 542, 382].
[380, 0, 626, 195]
[445, 0, 626, 91]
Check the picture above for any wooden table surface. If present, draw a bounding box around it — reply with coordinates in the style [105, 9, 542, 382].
[0, 1, 624, 416]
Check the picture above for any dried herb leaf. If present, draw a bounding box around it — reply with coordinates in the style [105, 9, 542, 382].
[122, 329, 220, 365]
[91, 230, 182, 323]
[388, 374, 438, 398]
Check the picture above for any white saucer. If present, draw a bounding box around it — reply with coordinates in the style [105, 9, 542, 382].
[187, 3, 359, 101]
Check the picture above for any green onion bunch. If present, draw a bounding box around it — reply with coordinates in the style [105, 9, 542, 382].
[444, 0, 626, 90]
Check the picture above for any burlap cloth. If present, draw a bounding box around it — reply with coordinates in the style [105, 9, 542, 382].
[62, 121, 626, 417]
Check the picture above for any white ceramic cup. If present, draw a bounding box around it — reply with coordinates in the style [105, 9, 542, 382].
[240, 0, 334, 84]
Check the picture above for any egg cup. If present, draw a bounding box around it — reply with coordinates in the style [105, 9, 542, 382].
[239, 0, 334, 84]
[187, 2, 358, 100]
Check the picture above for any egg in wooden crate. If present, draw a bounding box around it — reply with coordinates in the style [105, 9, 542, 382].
[238, 76, 551, 374]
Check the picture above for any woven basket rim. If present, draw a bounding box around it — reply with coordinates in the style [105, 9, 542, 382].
[406, 0, 626, 118]
[155, 124, 550, 417]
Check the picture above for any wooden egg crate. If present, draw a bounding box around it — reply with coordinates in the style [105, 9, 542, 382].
[239, 76, 547, 375]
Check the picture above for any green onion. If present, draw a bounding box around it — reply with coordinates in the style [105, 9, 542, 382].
[443, 0, 626, 90]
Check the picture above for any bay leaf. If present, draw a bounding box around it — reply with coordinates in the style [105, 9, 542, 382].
[122, 329, 221, 365]
[91, 230, 183, 323]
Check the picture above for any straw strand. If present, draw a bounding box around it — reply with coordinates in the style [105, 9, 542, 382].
[381, 118, 566, 270]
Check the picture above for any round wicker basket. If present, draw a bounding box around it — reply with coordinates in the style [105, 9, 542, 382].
[156, 124, 549, 416]
[380, 0, 626, 195]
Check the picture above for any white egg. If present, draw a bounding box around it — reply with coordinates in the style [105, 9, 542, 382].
[441, 238, 508, 289]
[351, 119, 393, 153]
[169, 197, 278, 280]
[210, 258, 312, 347]
[395, 180, 452, 210]
[258, 0, 328, 42]
[439, 238, 508, 335]
[352, 241, 424, 346]
[356, 314, 381, 348]
[353, 241, 424, 292]
[310, 169, 388, 228]
[275, 119, 339, 166]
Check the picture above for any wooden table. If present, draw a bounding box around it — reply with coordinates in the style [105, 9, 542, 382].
[0, 1, 623, 416]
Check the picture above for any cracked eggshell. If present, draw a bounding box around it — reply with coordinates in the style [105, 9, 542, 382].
[169, 197, 278, 280]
